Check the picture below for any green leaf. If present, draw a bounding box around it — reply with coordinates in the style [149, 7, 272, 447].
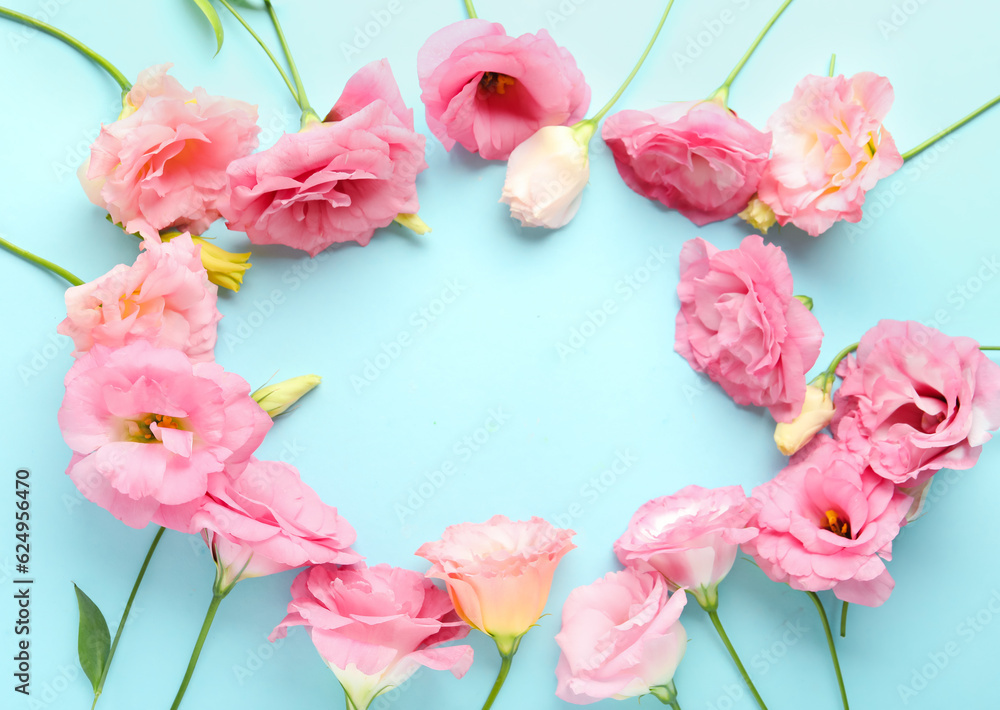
[74, 584, 111, 693]
[190, 0, 225, 55]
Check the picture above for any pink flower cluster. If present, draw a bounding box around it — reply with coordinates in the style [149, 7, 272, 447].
[82, 60, 428, 257]
[601, 72, 903, 236]
[672, 231, 1000, 607]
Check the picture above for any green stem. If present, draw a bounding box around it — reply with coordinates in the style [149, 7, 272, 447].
[979, 346, 1000, 351]
[840, 601, 849, 638]
[481, 652, 514, 710]
[464, 0, 477, 19]
[217, 0, 298, 103]
[90, 528, 164, 710]
[710, 0, 794, 106]
[591, 0, 677, 123]
[169, 588, 231, 710]
[902, 92, 1000, 161]
[707, 610, 769, 710]
[0, 235, 84, 286]
[822, 342, 860, 390]
[264, 0, 315, 121]
[807, 592, 849, 710]
[0, 6, 130, 91]
[828, 53, 836, 77]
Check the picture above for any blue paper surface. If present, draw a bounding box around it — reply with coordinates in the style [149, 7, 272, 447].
[1, 0, 999, 709]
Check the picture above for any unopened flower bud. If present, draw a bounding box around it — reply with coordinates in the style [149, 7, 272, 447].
[500, 121, 596, 229]
[738, 196, 777, 234]
[252, 375, 321, 418]
[774, 382, 834, 455]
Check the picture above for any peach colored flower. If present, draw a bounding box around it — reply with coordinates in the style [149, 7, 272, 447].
[416, 515, 575, 652]
[756, 72, 903, 236]
[58, 233, 220, 363]
[83, 64, 259, 239]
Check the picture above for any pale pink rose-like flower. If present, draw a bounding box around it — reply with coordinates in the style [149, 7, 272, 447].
[59, 342, 272, 529]
[415, 515, 576, 652]
[743, 435, 912, 607]
[57, 233, 220, 363]
[602, 101, 772, 225]
[82, 64, 260, 239]
[614, 485, 757, 610]
[270, 563, 474, 710]
[160, 459, 361, 586]
[555, 569, 687, 705]
[756, 72, 903, 236]
[833, 320, 1000, 487]
[224, 60, 426, 257]
[675, 235, 823, 422]
[500, 123, 595, 229]
[417, 19, 590, 160]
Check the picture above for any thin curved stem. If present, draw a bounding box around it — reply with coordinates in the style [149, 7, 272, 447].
[91, 527, 165, 710]
[217, 0, 298, 103]
[0, 6, 129, 91]
[0, 235, 84, 286]
[712, 0, 794, 104]
[902, 92, 1000, 161]
[822, 342, 860, 390]
[169, 589, 230, 710]
[807, 592, 849, 710]
[264, 0, 314, 118]
[481, 652, 513, 710]
[980, 346, 1000, 351]
[707, 610, 769, 710]
[828, 53, 836, 77]
[840, 601, 849, 638]
[464, 0, 477, 19]
[591, 0, 677, 123]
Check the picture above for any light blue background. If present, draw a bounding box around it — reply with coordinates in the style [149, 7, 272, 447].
[2, 0, 999, 708]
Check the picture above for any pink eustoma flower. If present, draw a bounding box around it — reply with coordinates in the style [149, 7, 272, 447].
[166, 458, 361, 585]
[59, 342, 272, 529]
[417, 19, 590, 160]
[675, 235, 823, 422]
[742, 435, 912, 607]
[224, 60, 426, 256]
[416, 514, 575, 652]
[82, 64, 260, 239]
[756, 72, 903, 236]
[833, 320, 1000, 487]
[555, 569, 687, 705]
[270, 562, 474, 710]
[57, 233, 220, 363]
[602, 101, 772, 225]
[614, 485, 758, 609]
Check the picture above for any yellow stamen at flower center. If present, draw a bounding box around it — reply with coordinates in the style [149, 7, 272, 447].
[864, 135, 878, 158]
[118, 288, 143, 318]
[479, 72, 516, 95]
[821, 509, 851, 538]
[125, 413, 184, 442]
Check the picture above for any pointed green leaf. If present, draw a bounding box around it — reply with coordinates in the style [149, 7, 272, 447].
[190, 0, 225, 55]
[74, 584, 111, 693]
